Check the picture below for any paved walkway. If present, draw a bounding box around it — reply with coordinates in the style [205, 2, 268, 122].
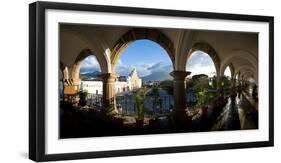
[211, 93, 258, 131]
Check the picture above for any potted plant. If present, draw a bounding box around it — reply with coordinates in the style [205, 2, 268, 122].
[78, 91, 88, 107]
[148, 116, 160, 128]
[134, 88, 147, 127]
[112, 115, 124, 126]
[196, 90, 209, 117]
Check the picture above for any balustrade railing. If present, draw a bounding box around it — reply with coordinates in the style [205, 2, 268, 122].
[86, 93, 174, 116]
[86, 94, 103, 109]
[116, 95, 173, 116]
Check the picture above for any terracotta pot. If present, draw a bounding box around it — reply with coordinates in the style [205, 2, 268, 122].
[113, 118, 124, 126]
[136, 119, 144, 128]
[201, 106, 208, 117]
[149, 119, 159, 128]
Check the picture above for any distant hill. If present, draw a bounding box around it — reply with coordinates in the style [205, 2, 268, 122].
[80, 71, 101, 79]
[141, 71, 172, 82]
[80, 69, 173, 82]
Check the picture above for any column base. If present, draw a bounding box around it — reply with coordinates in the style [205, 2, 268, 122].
[172, 109, 191, 128]
[101, 106, 119, 115]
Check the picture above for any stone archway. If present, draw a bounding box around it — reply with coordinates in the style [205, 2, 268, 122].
[110, 28, 176, 71]
[241, 71, 255, 82]
[234, 65, 257, 81]
[60, 62, 70, 81]
[186, 42, 221, 77]
[185, 41, 229, 97]
[70, 49, 117, 113]
[222, 63, 235, 87]
[220, 49, 257, 77]
[71, 49, 108, 82]
[223, 63, 235, 78]
[109, 28, 194, 123]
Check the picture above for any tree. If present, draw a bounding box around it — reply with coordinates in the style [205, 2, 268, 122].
[192, 74, 208, 81]
[160, 80, 173, 95]
[193, 76, 210, 93]
[196, 90, 209, 107]
[222, 76, 231, 88]
[211, 76, 218, 89]
[189, 74, 217, 107]
[186, 78, 194, 88]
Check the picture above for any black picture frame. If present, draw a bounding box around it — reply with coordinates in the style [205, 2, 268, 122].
[29, 1, 274, 162]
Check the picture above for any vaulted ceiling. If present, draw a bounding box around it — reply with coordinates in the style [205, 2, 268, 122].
[60, 24, 258, 82]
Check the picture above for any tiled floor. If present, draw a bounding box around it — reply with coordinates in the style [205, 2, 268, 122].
[212, 94, 258, 131]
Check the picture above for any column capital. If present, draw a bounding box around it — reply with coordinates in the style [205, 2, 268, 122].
[99, 73, 117, 82]
[170, 71, 191, 80]
[71, 78, 81, 85]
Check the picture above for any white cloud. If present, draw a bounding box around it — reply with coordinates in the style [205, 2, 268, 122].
[186, 51, 216, 77]
[80, 56, 101, 73]
[115, 60, 172, 77]
[115, 59, 130, 75]
[83, 56, 100, 67]
[80, 51, 218, 78]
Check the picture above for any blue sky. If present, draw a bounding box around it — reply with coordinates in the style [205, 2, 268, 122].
[79, 55, 101, 74]
[114, 40, 172, 77]
[80, 40, 220, 77]
[186, 51, 216, 77]
[117, 40, 171, 66]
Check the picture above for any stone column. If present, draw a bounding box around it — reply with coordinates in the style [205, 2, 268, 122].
[99, 73, 118, 114]
[170, 71, 191, 126]
[230, 77, 234, 88]
[233, 78, 237, 88]
[63, 77, 81, 105]
[217, 76, 224, 97]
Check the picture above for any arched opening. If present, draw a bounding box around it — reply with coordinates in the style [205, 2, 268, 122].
[111, 28, 175, 70]
[187, 42, 221, 77]
[224, 66, 231, 79]
[234, 73, 239, 86]
[79, 55, 101, 78]
[185, 50, 217, 109]
[220, 50, 257, 77]
[223, 65, 233, 89]
[63, 49, 105, 108]
[78, 55, 103, 108]
[186, 50, 217, 77]
[72, 49, 107, 81]
[113, 39, 174, 116]
[221, 65, 233, 92]
[67, 49, 109, 107]
[235, 65, 257, 82]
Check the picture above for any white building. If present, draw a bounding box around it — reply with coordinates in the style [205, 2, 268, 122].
[81, 69, 142, 95]
[80, 79, 103, 95]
